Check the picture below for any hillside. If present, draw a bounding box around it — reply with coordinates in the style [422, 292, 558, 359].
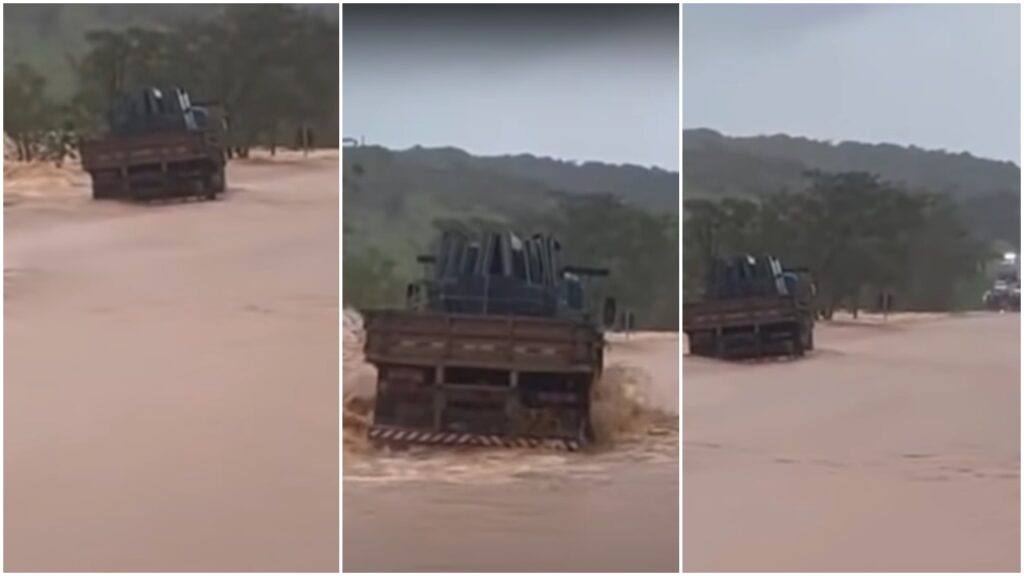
[343, 146, 561, 274]
[3, 4, 337, 98]
[343, 145, 679, 329]
[684, 128, 1020, 247]
[394, 146, 679, 213]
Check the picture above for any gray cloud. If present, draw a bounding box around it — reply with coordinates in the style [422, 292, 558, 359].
[684, 4, 1020, 162]
[343, 4, 680, 169]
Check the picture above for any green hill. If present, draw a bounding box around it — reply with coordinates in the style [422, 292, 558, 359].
[683, 128, 1020, 247]
[343, 145, 679, 329]
[394, 146, 679, 213]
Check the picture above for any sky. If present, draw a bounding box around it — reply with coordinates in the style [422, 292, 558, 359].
[343, 4, 680, 170]
[684, 4, 1021, 163]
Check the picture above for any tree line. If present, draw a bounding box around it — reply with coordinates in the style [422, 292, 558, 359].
[532, 195, 678, 329]
[684, 129, 1020, 252]
[341, 145, 679, 330]
[4, 5, 338, 162]
[684, 171, 993, 315]
[344, 194, 679, 331]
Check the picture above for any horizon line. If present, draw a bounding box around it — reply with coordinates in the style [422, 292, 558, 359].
[683, 127, 1020, 167]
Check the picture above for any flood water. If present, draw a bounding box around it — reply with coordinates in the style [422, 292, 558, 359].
[342, 322, 679, 572]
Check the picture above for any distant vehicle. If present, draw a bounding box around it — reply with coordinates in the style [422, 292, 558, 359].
[683, 255, 815, 359]
[983, 252, 1020, 312]
[361, 227, 615, 451]
[80, 87, 227, 201]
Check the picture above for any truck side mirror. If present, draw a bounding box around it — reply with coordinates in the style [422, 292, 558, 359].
[603, 297, 617, 327]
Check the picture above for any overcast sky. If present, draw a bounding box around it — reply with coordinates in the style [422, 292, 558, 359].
[684, 4, 1020, 163]
[343, 4, 679, 170]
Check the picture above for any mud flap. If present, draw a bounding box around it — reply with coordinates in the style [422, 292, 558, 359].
[368, 425, 582, 452]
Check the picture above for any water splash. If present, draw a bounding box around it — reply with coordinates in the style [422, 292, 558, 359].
[342, 309, 677, 483]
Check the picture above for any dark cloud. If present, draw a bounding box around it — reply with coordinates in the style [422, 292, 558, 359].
[683, 4, 1019, 162]
[345, 4, 677, 66]
[343, 3, 680, 169]
[684, 4, 883, 46]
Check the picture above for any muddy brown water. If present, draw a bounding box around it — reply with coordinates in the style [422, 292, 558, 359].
[342, 328, 680, 572]
[684, 313, 1020, 572]
[4, 156, 339, 571]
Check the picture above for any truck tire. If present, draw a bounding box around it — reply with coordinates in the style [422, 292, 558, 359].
[91, 171, 119, 200]
[792, 332, 805, 357]
[582, 418, 596, 444]
[200, 164, 225, 200]
[212, 165, 226, 193]
[692, 343, 713, 357]
[203, 173, 219, 200]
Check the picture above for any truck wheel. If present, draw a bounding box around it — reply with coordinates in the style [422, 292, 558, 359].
[582, 418, 595, 444]
[91, 171, 118, 200]
[212, 166, 226, 193]
[695, 343, 714, 357]
[202, 176, 218, 200]
[792, 333, 805, 357]
[714, 334, 726, 358]
[806, 328, 815, 351]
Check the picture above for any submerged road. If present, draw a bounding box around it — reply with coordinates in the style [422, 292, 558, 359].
[684, 314, 1020, 572]
[343, 333, 680, 572]
[5, 156, 339, 571]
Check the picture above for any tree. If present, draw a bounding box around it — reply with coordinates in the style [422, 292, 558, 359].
[682, 170, 990, 313]
[534, 195, 679, 329]
[343, 247, 405, 310]
[64, 6, 338, 156]
[4, 62, 53, 161]
[169, 5, 338, 154]
[903, 194, 989, 310]
[75, 28, 176, 112]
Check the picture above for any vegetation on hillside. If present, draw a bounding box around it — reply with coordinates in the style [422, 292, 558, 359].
[4, 4, 338, 160]
[684, 129, 1020, 249]
[396, 146, 679, 214]
[343, 146, 679, 330]
[684, 171, 993, 313]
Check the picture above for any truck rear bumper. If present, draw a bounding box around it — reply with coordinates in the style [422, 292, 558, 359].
[368, 424, 583, 451]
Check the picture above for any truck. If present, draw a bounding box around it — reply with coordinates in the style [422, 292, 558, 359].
[983, 252, 1021, 312]
[361, 228, 615, 451]
[80, 87, 227, 202]
[684, 255, 815, 359]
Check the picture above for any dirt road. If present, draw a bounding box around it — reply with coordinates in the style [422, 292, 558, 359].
[343, 330, 679, 572]
[684, 314, 1020, 572]
[4, 154, 339, 571]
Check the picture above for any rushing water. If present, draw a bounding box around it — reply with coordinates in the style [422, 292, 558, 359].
[342, 313, 679, 571]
